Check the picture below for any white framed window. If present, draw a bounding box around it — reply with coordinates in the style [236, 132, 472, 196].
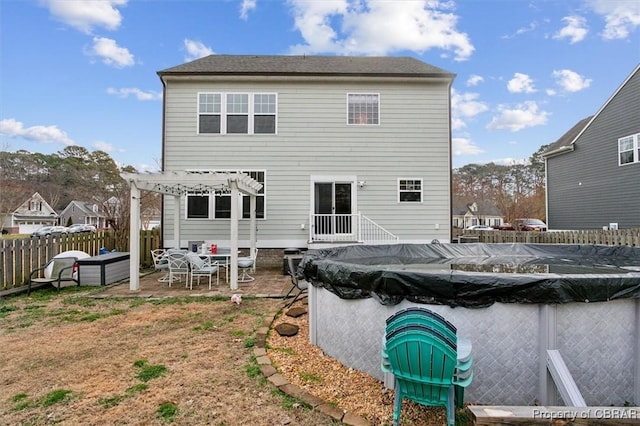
[618, 133, 640, 165]
[185, 170, 266, 219]
[347, 93, 379, 125]
[398, 178, 422, 203]
[198, 93, 277, 135]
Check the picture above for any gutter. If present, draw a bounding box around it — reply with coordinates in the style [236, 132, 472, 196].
[542, 144, 574, 159]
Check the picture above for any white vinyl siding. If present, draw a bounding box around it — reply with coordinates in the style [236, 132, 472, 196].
[165, 78, 451, 245]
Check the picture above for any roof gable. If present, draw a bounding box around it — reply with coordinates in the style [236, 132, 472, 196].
[13, 192, 57, 216]
[543, 64, 640, 158]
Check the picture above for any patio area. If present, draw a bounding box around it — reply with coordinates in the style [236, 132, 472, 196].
[94, 265, 293, 299]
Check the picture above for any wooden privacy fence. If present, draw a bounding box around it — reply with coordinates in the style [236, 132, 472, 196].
[456, 228, 640, 246]
[0, 230, 160, 290]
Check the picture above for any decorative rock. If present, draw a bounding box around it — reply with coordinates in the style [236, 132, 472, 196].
[285, 307, 307, 318]
[274, 322, 299, 336]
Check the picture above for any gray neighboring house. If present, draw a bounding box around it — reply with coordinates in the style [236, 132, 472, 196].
[7, 192, 58, 234]
[452, 201, 505, 229]
[543, 64, 640, 230]
[59, 200, 107, 228]
[157, 55, 455, 248]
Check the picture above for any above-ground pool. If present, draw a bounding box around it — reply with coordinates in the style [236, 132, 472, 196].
[298, 243, 640, 406]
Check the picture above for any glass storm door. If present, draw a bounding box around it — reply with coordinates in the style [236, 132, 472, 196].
[314, 182, 353, 236]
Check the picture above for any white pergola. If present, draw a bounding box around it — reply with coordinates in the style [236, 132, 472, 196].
[122, 171, 263, 291]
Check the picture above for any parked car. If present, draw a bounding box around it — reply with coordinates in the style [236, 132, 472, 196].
[514, 218, 547, 231]
[30, 226, 69, 238]
[466, 225, 494, 230]
[496, 223, 516, 231]
[67, 224, 97, 233]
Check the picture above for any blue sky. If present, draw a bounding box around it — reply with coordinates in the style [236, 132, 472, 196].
[1, 0, 639, 171]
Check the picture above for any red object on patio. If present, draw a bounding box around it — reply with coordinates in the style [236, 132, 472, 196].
[210, 243, 217, 254]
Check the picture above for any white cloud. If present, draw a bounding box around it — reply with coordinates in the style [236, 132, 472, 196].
[106, 87, 162, 101]
[587, 0, 640, 40]
[184, 39, 214, 62]
[451, 89, 488, 129]
[452, 136, 484, 156]
[88, 37, 135, 68]
[552, 69, 592, 92]
[287, 0, 474, 61]
[466, 75, 484, 87]
[45, 0, 126, 34]
[486, 101, 550, 132]
[240, 0, 257, 20]
[502, 20, 539, 39]
[0, 118, 74, 146]
[507, 73, 536, 94]
[93, 141, 115, 152]
[553, 15, 588, 43]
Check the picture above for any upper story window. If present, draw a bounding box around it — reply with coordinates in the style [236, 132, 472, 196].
[29, 201, 42, 211]
[185, 170, 266, 219]
[619, 133, 640, 165]
[398, 178, 422, 203]
[347, 93, 379, 125]
[198, 93, 276, 135]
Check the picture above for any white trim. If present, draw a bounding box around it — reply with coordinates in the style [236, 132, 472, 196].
[197, 92, 278, 135]
[397, 177, 423, 203]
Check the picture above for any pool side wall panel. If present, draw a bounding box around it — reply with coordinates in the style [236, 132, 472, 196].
[309, 286, 637, 405]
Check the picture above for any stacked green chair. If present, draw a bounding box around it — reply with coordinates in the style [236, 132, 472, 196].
[384, 324, 457, 426]
[381, 307, 474, 424]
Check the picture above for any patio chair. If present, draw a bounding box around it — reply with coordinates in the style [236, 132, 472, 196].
[167, 252, 189, 285]
[186, 252, 219, 290]
[151, 249, 172, 282]
[237, 248, 258, 283]
[28, 256, 78, 295]
[384, 324, 457, 426]
[284, 256, 308, 307]
[384, 307, 473, 408]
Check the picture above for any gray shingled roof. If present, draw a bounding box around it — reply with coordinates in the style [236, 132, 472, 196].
[543, 115, 593, 156]
[158, 54, 454, 78]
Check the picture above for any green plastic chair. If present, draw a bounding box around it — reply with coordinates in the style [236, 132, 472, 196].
[384, 325, 457, 426]
[383, 308, 473, 408]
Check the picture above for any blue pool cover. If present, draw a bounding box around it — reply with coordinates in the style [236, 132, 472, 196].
[297, 243, 640, 307]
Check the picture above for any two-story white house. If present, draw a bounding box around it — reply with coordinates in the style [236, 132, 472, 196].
[146, 55, 455, 251]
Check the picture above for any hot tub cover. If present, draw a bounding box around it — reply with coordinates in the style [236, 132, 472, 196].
[297, 243, 640, 308]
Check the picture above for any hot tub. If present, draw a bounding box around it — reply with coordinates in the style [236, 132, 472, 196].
[298, 243, 640, 406]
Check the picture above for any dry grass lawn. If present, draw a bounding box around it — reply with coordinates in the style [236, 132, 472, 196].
[0, 287, 337, 426]
[1, 285, 466, 425]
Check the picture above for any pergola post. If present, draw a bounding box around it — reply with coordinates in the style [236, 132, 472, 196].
[129, 184, 141, 291]
[172, 195, 180, 248]
[250, 194, 257, 259]
[230, 180, 239, 290]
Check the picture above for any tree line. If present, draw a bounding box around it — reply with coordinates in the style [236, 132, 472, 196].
[0, 146, 159, 249]
[2, 143, 549, 240]
[453, 145, 549, 224]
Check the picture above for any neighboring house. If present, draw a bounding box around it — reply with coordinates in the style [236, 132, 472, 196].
[543, 64, 640, 230]
[156, 54, 455, 249]
[141, 206, 161, 230]
[8, 192, 58, 234]
[452, 201, 505, 229]
[59, 200, 108, 229]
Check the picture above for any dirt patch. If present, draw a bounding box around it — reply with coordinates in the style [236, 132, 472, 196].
[0, 289, 336, 425]
[268, 303, 457, 425]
